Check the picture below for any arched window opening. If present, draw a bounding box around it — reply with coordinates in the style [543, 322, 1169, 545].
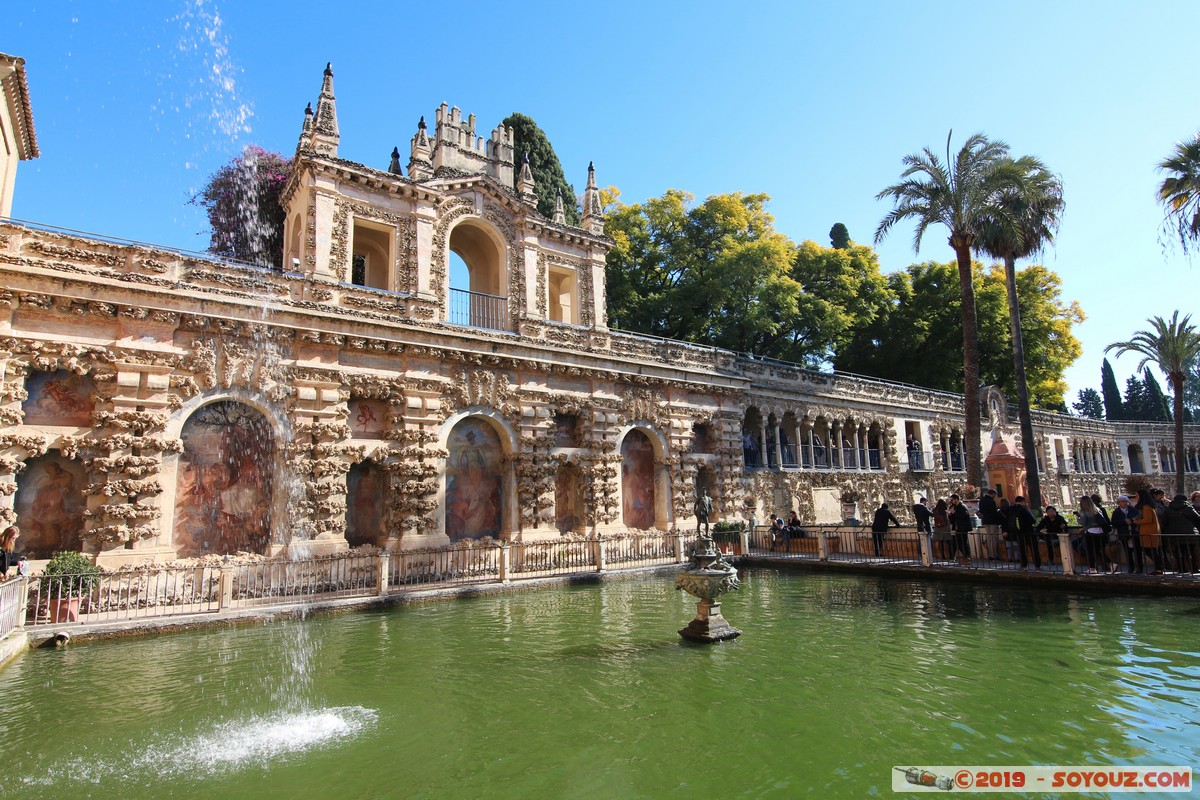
[286, 213, 302, 271]
[1127, 444, 1145, 474]
[547, 266, 577, 325]
[448, 221, 508, 331]
[741, 408, 763, 469]
[350, 219, 393, 290]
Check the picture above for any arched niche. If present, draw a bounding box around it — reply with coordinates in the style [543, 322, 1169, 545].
[618, 425, 670, 531]
[346, 461, 386, 547]
[14, 451, 86, 557]
[173, 400, 274, 557]
[444, 415, 508, 541]
[554, 464, 583, 534]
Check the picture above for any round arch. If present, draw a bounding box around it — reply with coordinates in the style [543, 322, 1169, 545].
[615, 422, 672, 531]
[447, 218, 508, 297]
[439, 409, 518, 541]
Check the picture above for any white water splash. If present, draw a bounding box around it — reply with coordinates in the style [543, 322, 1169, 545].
[23, 706, 377, 785]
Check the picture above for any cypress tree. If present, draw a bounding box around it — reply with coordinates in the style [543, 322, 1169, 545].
[1123, 375, 1150, 420]
[501, 113, 581, 225]
[1144, 367, 1173, 421]
[1100, 358, 1124, 420]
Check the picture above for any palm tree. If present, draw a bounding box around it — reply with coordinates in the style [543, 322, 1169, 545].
[875, 132, 1020, 488]
[1157, 133, 1200, 256]
[975, 156, 1064, 509]
[1106, 312, 1200, 495]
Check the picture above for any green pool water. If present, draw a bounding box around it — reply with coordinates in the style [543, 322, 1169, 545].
[1, 569, 1198, 798]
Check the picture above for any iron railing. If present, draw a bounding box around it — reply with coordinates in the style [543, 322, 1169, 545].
[448, 287, 509, 331]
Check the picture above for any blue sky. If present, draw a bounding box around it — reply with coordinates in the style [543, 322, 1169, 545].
[6, 1, 1198, 406]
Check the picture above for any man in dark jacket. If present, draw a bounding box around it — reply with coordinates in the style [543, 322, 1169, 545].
[1161, 494, 1200, 574]
[871, 502, 900, 556]
[979, 489, 1001, 558]
[1010, 496, 1040, 570]
[949, 494, 973, 564]
[912, 497, 932, 534]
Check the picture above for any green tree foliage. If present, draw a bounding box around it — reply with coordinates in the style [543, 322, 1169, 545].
[835, 260, 1083, 408]
[191, 145, 291, 267]
[501, 113, 580, 225]
[1157, 132, 1200, 255]
[1107, 311, 1200, 494]
[829, 222, 851, 249]
[1101, 358, 1125, 420]
[1122, 375, 1153, 420]
[1143, 367, 1173, 422]
[1073, 388, 1104, 419]
[789, 240, 891, 364]
[605, 190, 803, 357]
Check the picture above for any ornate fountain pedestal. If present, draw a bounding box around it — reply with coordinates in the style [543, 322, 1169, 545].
[675, 532, 741, 642]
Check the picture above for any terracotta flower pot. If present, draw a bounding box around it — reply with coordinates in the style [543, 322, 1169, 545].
[48, 596, 80, 623]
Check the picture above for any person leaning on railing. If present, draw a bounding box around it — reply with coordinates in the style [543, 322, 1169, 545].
[1111, 496, 1139, 574]
[1132, 488, 1165, 576]
[0, 526, 25, 580]
[1161, 494, 1200, 575]
[1035, 506, 1069, 567]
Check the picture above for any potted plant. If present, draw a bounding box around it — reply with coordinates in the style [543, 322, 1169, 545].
[839, 488, 860, 522]
[712, 521, 744, 554]
[41, 551, 101, 623]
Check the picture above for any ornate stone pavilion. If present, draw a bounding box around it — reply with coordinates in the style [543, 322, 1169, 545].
[0, 62, 1197, 566]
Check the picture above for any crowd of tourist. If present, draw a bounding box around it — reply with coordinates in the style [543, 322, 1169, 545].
[763, 487, 1200, 578]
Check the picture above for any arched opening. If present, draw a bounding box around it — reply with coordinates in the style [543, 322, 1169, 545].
[350, 218, 393, 290]
[621, 429, 657, 529]
[285, 212, 302, 270]
[346, 461, 385, 547]
[554, 464, 582, 534]
[547, 266, 577, 325]
[1127, 444, 1145, 474]
[812, 416, 831, 470]
[765, 413, 779, 469]
[742, 408, 763, 469]
[445, 417, 504, 540]
[448, 220, 508, 331]
[173, 401, 273, 557]
[14, 451, 85, 557]
[867, 422, 884, 470]
[780, 412, 798, 467]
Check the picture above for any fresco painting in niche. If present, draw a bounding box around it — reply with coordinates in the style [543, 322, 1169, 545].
[22, 370, 96, 427]
[445, 418, 502, 541]
[14, 453, 86, 558]
[346, 462, 384, 547]
[621, 430, 656, 529]
[174, 401, 273, 557]
[555, 466, 580, 534]
[554, 414, 579, 447]
[349, 399, 386, 439]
